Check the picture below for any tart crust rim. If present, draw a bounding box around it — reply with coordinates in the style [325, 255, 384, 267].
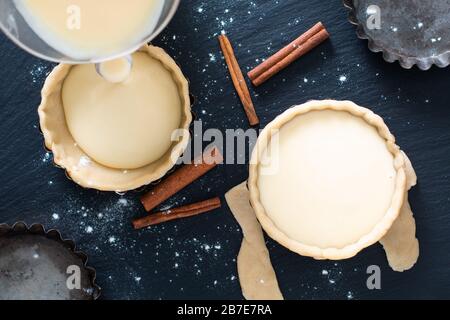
[38, 45, 192, 192]
[248, 99, 407, 260]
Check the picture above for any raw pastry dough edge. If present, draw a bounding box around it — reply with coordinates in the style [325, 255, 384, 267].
[248, 100, 407, 260]
[38, 45, 192, 192]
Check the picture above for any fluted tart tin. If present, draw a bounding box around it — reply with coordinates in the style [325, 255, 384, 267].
[0, 222, 101, 300]
[344, 0, 450, 70]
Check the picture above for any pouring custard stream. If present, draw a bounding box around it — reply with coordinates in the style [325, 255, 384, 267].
[14, 0, 165, 60]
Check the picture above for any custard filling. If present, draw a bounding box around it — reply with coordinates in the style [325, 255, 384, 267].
[62, 52, 182, 170]
[258, 110, 396, 249]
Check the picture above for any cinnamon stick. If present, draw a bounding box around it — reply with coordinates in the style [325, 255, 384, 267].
[140, 146, 223, 212]
[248, 23, 329, 87]
[248, 22, 325, 80]
[219, 35, 260, 126]
[133, 197, 221, 229]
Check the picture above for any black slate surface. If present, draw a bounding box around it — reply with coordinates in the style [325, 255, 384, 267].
[0, 0, 449, 300]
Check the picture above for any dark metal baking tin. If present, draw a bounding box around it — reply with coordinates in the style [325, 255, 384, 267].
[344, 0, 450, 70]
[0, 222, 101, 300]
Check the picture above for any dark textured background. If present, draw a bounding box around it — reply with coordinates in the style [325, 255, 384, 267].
[0, 0, 449, 300]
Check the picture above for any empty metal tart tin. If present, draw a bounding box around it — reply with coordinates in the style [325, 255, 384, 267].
[0, 222, 100, 300]
[344, 0, 450, 70]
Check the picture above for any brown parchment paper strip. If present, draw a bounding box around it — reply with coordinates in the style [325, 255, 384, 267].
[225, 182, 283, 300]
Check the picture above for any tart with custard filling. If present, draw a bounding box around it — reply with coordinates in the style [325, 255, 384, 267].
[249, 100, 407, 260]
[39, 45, 192, 192]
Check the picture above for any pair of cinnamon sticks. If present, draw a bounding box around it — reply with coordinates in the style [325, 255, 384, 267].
[218, 22, 329, 124]
[248, 22, 329, 86]
[133, 147, 223, 230]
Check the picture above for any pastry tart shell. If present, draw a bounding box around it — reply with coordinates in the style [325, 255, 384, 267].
[38, 45, 192, 192]
[248, 100, 407, 260]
